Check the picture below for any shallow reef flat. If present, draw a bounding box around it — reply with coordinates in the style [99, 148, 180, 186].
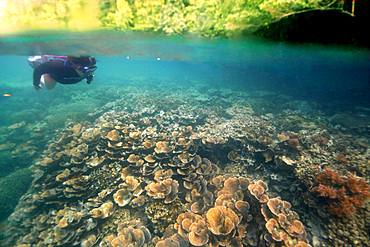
[0, 84, 369, 247]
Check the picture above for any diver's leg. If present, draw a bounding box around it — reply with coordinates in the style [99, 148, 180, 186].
[40, 74, 57, 90]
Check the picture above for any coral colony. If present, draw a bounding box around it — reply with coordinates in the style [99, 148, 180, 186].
[312, 168, 370, 218]
[3, 116, 308, 247]
[1, 88, 369, 247]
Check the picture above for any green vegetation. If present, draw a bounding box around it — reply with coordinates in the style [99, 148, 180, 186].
[0, 0, 345, 36]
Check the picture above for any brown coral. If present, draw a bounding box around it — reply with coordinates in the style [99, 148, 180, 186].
[122, 176, 141, 192]
[144, 154, 156, 163]
[286, 220, 306, 238]
[57, 217, 70, 228]
[187, 188, 214, 214]
[110, 221, 151, 247]
[81, 234, 98, 247]
[215, 194, 234, 208]
[129, 131, 142, 139]
[69, 124, 84, 136]
[235, 201, 250, 216]
[155, 141, 173, 154]
[266, 218, 284, 242]
[145, 178, 179, 204]
[188, 220, 209, 246]
[154, 169, 173, 182]
[211, 175, 226, 189]
[248, 180, 268, 202]
[113, 189, 133, 207]
[56, 169, 71, 182]
[267, 197, 291, 217]
[81, 128, 101, 142]
[175, 212, 204, 239]
[90, 202, 114, 218]
[142, 140, 155, 149]
[105, 130, 121, 142]
[69, 143, 89, 158]
[218, 177, 250, 198]
[127, 154, 143, 164]
[178, 153, 193, 163]
[196, 158, 219, 177]
[206, 206, 239, 236]
[263, 197, 308, 245]
[155, 238, 180, 247]
[173, 212, 210, 246]
[131, 195, 146, 208]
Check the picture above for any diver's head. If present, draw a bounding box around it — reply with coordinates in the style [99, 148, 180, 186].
[68, 56, 97, 76]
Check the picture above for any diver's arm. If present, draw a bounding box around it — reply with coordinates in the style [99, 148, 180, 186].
[33, 64, 47, 90]
[32, 60, 62, 90]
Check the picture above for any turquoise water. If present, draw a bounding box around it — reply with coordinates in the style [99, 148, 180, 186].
[1, 32, 369, 104]
[0, 31, 369, 246]
[1, 32, 369, 126]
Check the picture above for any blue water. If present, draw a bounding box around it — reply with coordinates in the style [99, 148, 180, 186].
[0, 31, 369, 246]
[2, 33, 368, 83]
[1, 32, 369, 116]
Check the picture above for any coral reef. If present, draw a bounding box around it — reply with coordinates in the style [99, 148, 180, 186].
[1, 106, 310, 247]
[1, 86, 369, 247]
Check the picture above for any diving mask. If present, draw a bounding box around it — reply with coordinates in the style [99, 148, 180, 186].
[82, 66, 97, 76]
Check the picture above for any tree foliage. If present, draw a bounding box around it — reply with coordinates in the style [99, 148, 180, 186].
[0, 0, 344, 36]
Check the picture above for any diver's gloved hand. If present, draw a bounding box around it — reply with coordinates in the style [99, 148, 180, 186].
[33, 83, 42, 90]
[86, 75, 94, 84]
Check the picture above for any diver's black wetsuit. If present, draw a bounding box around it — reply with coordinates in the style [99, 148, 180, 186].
[33, 59, 93, 88]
